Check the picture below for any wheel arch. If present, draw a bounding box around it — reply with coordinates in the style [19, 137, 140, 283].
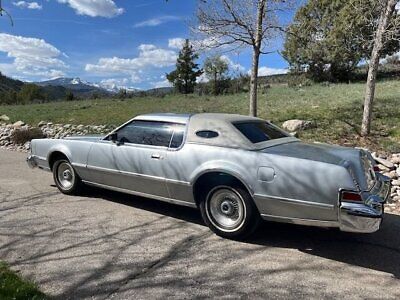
[192, 170, 254, 207]
[48, 151, 71, 171]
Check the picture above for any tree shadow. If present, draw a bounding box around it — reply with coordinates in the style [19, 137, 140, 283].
[85, 186, 400, 279]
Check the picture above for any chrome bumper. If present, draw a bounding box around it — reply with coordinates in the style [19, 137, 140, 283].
[26, 155, 37, 169]
[339, 174, 391, 233]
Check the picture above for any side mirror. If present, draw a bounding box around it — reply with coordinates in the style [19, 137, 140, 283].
[109, 132, 118, 143]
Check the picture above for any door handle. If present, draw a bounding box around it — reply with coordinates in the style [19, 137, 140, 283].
[151, 153, 162, 159]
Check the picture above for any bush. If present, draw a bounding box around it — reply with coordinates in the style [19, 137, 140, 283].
[11, 128, 45, 145]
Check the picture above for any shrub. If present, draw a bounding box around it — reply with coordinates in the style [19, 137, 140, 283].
[11, 128, 45, 145]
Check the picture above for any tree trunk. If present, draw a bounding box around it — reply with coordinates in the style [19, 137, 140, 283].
[249, 0, 266, 117]
[361, 0, 397, 136]
[249, 48, 260, 117]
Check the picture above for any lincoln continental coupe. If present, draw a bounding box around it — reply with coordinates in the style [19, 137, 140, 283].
[27, 113, 390, 238]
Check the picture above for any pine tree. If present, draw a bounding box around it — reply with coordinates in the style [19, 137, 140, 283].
[166, 39, 203, 94]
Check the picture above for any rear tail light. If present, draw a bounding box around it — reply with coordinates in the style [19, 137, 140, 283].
[341, 191, 363, 202]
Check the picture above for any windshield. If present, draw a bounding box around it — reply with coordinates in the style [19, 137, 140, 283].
[233, 121, 289, 144]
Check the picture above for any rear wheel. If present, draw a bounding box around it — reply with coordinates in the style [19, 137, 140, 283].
[200, 185, 260, 239]
[53, 159, 82, 195]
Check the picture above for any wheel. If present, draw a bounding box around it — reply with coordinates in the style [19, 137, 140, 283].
[53, 159, 82, 195]
[200, 185, 260, 239]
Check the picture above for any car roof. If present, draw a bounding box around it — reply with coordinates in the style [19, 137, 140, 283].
[134, 113, 261, 125]
[133, 113, 192, 124]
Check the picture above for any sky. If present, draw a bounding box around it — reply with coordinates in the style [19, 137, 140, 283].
[0, 0, 292, 90]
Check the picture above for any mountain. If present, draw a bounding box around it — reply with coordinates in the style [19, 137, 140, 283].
[35, 77, 112, 98]
[36, 77, 139, 95]
[0, 72, 24, 93]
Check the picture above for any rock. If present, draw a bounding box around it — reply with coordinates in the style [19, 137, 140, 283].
[396, 167, 400, 177]
[0, 114, 10, 122]
[38, 121, 46, 127]
[390, 156, 400, 165]
[290, 131, 299, 138]
[374, 157, 395, 170]
[392, 179, 400, 186]
[282, 119, 316, 132]
[12, 120, 25, 128]
[377, 164, 390, 172]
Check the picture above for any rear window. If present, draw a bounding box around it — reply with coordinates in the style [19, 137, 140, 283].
[233, 122, 288, 144]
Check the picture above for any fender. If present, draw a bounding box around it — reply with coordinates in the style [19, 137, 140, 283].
[190, 159, 255, 196]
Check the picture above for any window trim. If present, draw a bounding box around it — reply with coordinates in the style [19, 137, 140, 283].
[105, 119, 187, 150]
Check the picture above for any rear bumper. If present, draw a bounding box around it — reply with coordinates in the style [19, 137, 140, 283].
[339, 174, 391, 233]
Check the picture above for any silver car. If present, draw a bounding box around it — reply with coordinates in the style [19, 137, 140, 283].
[27, 113, 390, 239]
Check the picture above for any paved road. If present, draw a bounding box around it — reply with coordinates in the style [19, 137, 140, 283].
[1, 149, 400, 299]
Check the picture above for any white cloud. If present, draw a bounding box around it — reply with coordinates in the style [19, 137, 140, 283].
[0, 33, 67, 80]
[152, 79, 172, 89]
[256, 67, 288, 76]
[85, 44, 177, 75]
[134, 16, 181, 28]
[13, 1, 42, 10]
[168, 38, 186, 49]
[57, 0, 124, 18]
[220, 55, 246, 73]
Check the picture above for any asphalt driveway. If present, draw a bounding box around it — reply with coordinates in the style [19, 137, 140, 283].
[0, 149, 399, 299]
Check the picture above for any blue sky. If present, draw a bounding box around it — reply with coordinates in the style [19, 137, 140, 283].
[0, 0, 291, 90]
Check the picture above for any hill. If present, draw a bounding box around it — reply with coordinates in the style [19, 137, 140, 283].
[1, 80, 399, 153]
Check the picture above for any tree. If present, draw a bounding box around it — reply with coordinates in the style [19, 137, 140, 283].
[65, 91, 75, 101]
[196, 0, 293, 116]
[361, 0, 399, 136]
[204, 55, 229, 95]
[282, 0, 400, 82]
[166, 39, 203, 94]
[18, 84, 46, 104]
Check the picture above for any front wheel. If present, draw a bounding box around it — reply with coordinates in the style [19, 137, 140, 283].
[200, 185, 260, 239]
[53, 159, 82, 195]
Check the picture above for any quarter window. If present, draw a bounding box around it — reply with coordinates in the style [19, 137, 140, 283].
[170, 125, 186, 148]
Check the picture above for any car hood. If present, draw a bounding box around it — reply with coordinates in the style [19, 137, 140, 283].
[64, 135, 104, 142]
[261, 141, 362, 166]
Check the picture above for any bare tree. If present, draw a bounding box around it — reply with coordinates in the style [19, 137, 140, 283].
[0, 0, 14, 26]
[195, 0, 293, 117]
[360, 0, 398, 136]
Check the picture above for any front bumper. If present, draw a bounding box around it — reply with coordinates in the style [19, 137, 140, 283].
[339, 174, 391, 233]
[26, 155, 37, 169]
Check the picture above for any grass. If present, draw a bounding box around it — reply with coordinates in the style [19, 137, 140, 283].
[0, 262, 46, 300]
[1, 80, 399, 152]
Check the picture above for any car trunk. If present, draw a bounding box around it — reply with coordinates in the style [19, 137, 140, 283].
[261, 141, 376, 192]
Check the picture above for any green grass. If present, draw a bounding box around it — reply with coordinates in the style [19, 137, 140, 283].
[0, 262, 46, 300]
[1, 81, 399, 152]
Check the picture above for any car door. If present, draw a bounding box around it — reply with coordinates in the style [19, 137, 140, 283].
[111, 120, 173, 198]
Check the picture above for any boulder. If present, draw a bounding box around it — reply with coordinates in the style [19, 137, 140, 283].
[38, 121, 47, 127]
[0, 114, 10, 122]
[282, 119, 316, 132]
[12, 120, 25, 128]
[374, 157, 395, 170]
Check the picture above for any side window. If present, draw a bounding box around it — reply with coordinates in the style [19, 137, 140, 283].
[116, 121, 173, 147]
[170, 125, 186, 149]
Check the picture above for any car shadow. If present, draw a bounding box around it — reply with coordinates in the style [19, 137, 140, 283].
[83, 186, 400, 279]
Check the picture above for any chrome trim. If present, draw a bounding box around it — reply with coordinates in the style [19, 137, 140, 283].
[71, 162, 86, 169]
[86, 164, 191, 185]
[260, 213, 338, 228]
[254, 194, 334, 209]
[26, 155, 37, 169]
[82, 180, 197, 208]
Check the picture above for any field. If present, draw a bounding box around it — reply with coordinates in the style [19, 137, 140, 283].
[1, 81, 399, 153]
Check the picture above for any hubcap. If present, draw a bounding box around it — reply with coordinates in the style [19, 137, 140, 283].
[57, 162, 75, 190]
[206, 188, 246, 232]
